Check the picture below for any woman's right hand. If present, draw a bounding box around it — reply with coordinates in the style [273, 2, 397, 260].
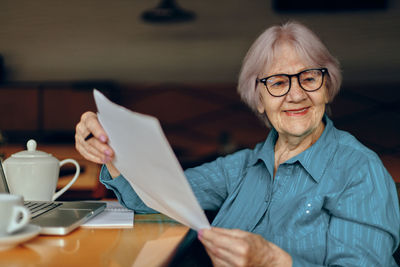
[75, 111, 120, 177]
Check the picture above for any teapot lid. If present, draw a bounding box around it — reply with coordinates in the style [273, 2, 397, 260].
[11, 139, 52, 158]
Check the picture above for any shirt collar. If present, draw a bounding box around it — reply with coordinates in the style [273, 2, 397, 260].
[249, 114, 338, 183]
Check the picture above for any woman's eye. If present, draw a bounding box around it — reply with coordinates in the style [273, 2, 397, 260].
[302, 77, 316, 83]
[269, 78, 287, 88]
[272, 81, 284, 87]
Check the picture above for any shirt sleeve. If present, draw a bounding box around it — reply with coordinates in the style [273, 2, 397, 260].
[99, 165, 156, 213]
[324, 155, 400, 266]
[183, 151, 249, 211]
[99, 148, 254, 213]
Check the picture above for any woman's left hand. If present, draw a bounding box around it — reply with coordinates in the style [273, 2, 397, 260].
[198, 227, 292, 267]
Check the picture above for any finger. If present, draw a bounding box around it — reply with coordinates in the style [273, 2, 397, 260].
[76, 118, 93, 143]
[81, 112, 108, 143]
[202, 228, 285, 267]
[76, 123, 113, 157]
[201, 228, 244, 246]
[207, 227, 247, 238]
[86, 135, 114, 158]
[75, 136, 106, 164]
[75, 113, 114, 159]
[75, 130, 113, 163]
[75, 112, 105, 143]
[203, 245, 231, 267]
[202, 228, 257, 264]
[201, 237, 242, 267]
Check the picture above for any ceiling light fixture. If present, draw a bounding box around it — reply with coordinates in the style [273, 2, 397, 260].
[141, 0, 196, 23]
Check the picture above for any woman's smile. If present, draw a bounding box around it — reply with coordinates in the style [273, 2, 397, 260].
[284, 107, 310, 116]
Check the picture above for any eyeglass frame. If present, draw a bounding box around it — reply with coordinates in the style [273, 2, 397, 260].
[256, 68, 328, 97]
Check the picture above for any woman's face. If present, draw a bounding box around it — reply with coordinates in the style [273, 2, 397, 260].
[256, 43, 329, 139]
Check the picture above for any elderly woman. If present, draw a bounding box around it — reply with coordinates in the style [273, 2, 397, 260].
[75, 22, 399, 266]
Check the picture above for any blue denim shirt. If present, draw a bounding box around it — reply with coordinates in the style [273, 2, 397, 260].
[100, 115, 400, 266]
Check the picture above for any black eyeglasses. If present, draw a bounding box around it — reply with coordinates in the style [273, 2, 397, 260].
[256, 68, 328, 97]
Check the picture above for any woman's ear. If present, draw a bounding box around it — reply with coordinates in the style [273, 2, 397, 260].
[256, 92, 265, 114]
[323, 82, 331, 104]
[324, 91, 330, 105]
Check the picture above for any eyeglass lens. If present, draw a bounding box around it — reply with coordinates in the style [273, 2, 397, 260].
[266, 69, 324, 96]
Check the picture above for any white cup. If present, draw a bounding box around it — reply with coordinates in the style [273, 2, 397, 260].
[0, 194, 30, 236]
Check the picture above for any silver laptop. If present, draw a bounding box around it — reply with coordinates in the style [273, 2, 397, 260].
[0, 161, 106, 235]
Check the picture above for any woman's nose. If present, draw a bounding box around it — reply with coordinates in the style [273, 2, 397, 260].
[287, 77, 307, 101]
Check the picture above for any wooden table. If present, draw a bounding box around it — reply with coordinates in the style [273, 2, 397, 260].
[0, 214, 189, 267]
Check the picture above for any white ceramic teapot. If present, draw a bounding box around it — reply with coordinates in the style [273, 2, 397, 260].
[3, 139, 80, 201]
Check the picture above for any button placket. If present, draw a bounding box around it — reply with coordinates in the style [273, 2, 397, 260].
[268, 164, 291, 215]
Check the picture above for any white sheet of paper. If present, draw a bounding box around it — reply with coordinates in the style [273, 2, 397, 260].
[93, 89, 210, 231]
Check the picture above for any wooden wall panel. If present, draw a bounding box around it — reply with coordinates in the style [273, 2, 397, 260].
[42, 88, 97, 131]
[0, 88, 38, 131]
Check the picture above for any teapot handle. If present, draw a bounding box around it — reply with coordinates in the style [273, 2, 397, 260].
[52, 159, 80, 201]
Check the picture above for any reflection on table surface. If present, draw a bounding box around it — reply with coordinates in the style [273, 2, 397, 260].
[0, 214, 189, 267]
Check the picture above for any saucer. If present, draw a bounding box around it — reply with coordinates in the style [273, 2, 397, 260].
[0, 224, 41, 251]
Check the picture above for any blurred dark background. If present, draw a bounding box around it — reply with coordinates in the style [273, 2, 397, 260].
[0, 0, 399, 199]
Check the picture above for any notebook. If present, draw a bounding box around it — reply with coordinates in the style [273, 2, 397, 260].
[0, 161, 106, 235]
[82, 200, 134, 228]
